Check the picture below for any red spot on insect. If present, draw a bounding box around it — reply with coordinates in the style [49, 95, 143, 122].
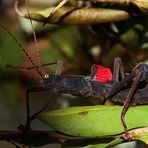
[96, 65, 112, 83]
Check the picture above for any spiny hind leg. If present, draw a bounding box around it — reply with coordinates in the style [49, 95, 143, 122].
[121, 70, 141, 140]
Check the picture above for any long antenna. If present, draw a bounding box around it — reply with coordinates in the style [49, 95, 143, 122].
[25, 0, 42, 71]
[0, 23, 44, 78]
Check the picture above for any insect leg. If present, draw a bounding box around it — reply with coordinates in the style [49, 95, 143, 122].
[106, 72, 136, 98]
[112, 57, 125, 84]
[102, 57, 125, 104]
[121, 70, 141, 140]
[24, 87, 51, 132]
[106, 57, 135, 98]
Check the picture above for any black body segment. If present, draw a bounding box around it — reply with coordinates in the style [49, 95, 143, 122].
[43, 74, 148, 105]
[112, 88, 148, 105]
[43, 74, 110, 97]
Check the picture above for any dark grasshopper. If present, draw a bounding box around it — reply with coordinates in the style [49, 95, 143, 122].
[1, 21, 148, 139]
[6, 41, 148, 138]
[13, 57, 148, 138]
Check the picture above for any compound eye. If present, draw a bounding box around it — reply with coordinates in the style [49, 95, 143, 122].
[44, 74, 49, 79]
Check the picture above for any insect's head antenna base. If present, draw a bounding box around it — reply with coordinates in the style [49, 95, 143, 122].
[24, 0, 42, 68]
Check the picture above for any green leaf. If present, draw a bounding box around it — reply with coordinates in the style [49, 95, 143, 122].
[22, 7, 130, 25]
[38, 105, 148, 137]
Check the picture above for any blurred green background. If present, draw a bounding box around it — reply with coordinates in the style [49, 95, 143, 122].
[0, 0, 148, 147]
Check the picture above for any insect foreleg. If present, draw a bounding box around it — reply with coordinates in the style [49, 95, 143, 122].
[24, 87, 52, 132]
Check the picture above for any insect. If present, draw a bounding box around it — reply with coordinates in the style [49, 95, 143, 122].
[2, 23, 147, 137]
[1, 0, 148, 140]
